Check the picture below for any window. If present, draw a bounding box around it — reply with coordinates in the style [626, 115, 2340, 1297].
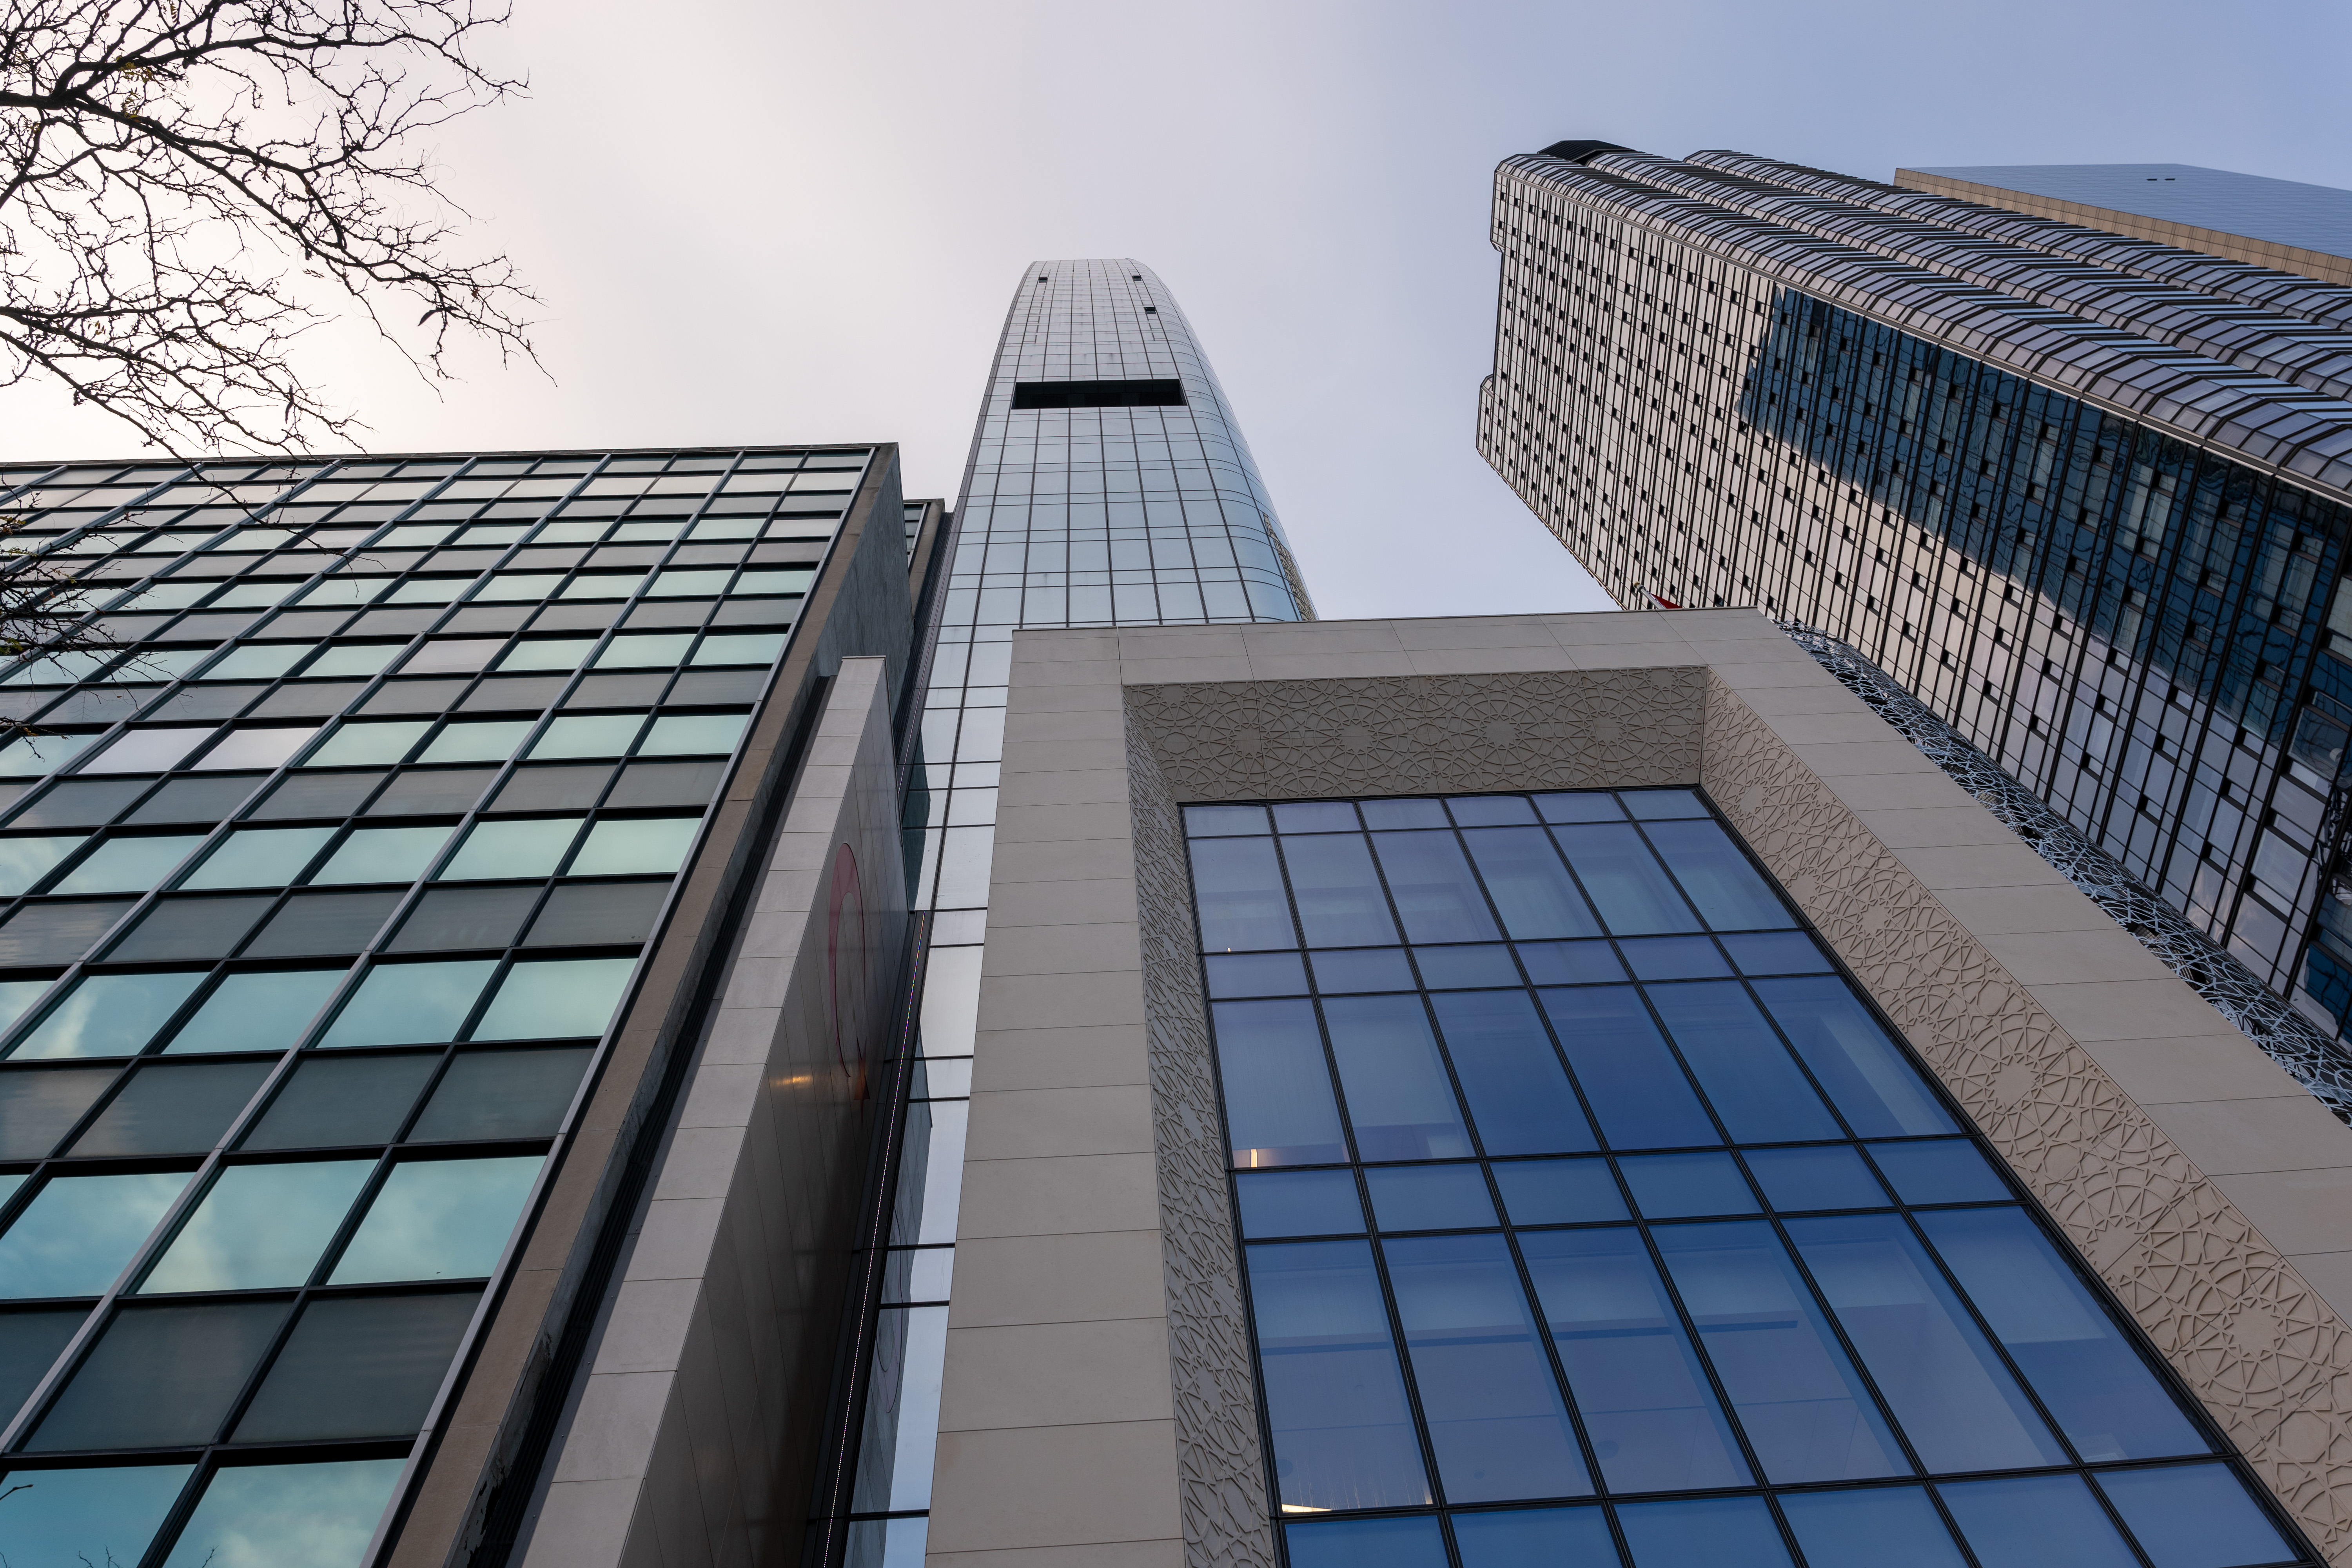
[1188, 791, 2302, 1568]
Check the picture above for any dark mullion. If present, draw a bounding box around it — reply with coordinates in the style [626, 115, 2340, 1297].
[1485, 1197, 1618, 1511]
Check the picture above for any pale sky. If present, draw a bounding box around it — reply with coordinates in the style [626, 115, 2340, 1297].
[9, 0, 2349, 619]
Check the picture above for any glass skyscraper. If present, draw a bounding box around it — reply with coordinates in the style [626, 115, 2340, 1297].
[0, 445, 918, 1568]
[1476, 142, 2352, 1060]
[803, 257, 1315, 1568]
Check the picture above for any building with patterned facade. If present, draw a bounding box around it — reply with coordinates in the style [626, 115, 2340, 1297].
[915, 608, 2352, 1568]
[1474, 140, 2352, 1066]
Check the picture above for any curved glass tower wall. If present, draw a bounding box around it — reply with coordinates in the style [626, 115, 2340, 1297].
[813, 258, 1314, 1568]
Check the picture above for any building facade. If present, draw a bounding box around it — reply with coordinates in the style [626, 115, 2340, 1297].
[922, 608, 2352, 1568]
[0, 445, 924, 1568]
[1893, 164, 2352, 291]
[800, 258, 1317, 1568]
[1474, 141, 2352, 1056]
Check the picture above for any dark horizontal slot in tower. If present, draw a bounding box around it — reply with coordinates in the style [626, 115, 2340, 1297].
[1011, 378, 1187, 409]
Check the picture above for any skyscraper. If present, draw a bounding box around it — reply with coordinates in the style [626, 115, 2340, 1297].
[0, 445, 925, 1568]
[1893, 163, 2352, 290]
[1475, 141, 2352, 1069]
[799, 258, 1316, 1568]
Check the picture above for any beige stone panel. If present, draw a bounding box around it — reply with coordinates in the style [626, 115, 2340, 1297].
[927, 1421, 1185, 1555]
[1237, 622, 1405, 655]
[984, 876, 1140, 932]
[987, 835, 1140, 887]
[1242, 650, 1426, 681]
[929, 1540, 1187, 1568]
[1405, 646, 1592, 676]
[2037, 977, 2257, 1043]
[963, 1085, 1156, 1163]
[955, 1151, 1162, 1241]
[1389, 616, 1564, 650]
[976, 920, 1143, 978]
[1003, 706, 1131, 746]
[1888, 842, 2078, 890]
[1814, 768, 1981, 812]
[969, 1024, 1152, 1093]
[994, 799, 1140, 845]
[995, 766, 1132, 809]
[997, 737, 1134, 776]
[2082, 1033, 2328, 1107]
[2148, 1095, 2352, 1176]
[979, 968, 1148, 1032]
[1115, 655, 1261, 686]
[1013, 631, 1121, 662]
[937, 1318, 1178, 1431]
[1981, 929, 2179, 986]
[1856, 804, 2033, 849]
[2208, 1170, 2352, 1255]
[950, 1229, 1173, 1329]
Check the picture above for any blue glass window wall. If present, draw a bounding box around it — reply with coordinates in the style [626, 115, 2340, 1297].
[1187, 789, 2306, 1568]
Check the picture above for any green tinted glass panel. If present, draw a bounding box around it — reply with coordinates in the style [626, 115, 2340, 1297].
[593, 634, 692, 669]
[50, 835, 206, 894]
[472, 957, 637, 1040]
[416, 720, 534, 764]
[158, 1458, 405, 1568]
[0, 1171, 192, 1296]
[309, 825, 451, 885]
[0, 1464, 192, 1568]
[164, 970, 347, 1055]
[301, 720, 429, 767]
[568, 817, 699, 876]
[329, 1156, 544, 1283]
[639, 713, 747, 756]
[11, 972, 205, 1059]
[181, 826, 336, 889]
[496, 638, 598, 671]
[142, 1160, 375, 1292]
[0, 835, 84, 893]
[316, 961, 496, 1047]
[528, 714, 644, 759]
[439, 818, 583, 880]
[302, 644, 403, 678]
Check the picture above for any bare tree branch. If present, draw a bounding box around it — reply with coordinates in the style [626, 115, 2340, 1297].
[0, 0, 539, 454]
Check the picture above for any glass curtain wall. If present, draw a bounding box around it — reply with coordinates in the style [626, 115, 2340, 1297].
[1185, 789, 2308, 1568]
[828, 259, 1313, 1568]
[0, 446, 862, 1566]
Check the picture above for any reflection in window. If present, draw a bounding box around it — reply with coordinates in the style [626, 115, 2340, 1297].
[142, 1160, 375, 1291]
[0, 1170, 192, 1296]
[1189, 791, 2301, 1564]
[329, 1154, 544, 1282]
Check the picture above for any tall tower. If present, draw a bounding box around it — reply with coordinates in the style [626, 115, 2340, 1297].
[808, 258, 1314, 1568]
[1477, 142, 2352, 1061]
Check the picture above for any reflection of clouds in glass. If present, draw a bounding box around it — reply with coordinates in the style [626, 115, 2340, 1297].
[167, 969, 349, 1055]
[330, 1156, 544, 1283]
[51, 834, 206, 894]
[570, 816, 699, 876]
[143, 1161, 375, 1292]
[318, 960, 496, 1047]
[0, 977, 51, 1036]
[472, 957, 636, 1040]
[0, 1461, 192, 1566]
[0, 1171, 192, 1296]
[159, 1457, 404, 1568]
[13, 972, 205, 1058]
[0, 833, 81, 893]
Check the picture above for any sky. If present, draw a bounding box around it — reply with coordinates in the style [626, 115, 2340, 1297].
[9, 0, 2352, 620]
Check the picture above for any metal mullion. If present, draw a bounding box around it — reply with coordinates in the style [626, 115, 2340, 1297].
[1489, 1205, 1613, 1507]
[1615, 1213, 1777, 1492]
[1353, 1218, 1451, 1512]
[1747, 1203, 1938, 1481]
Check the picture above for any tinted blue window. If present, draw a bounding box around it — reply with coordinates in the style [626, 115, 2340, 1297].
[1323, 995, 1471, 1161]
[1450, 1506, 1620, 1568]
[1458, 827, 1601, 939]
[1285, 1515, 1447, 1568]
[1645, 981, 1841, 1142]
[1246, 1241, 1430, 1510]
[1283, 834, 1401, 948]
[1537, 987, 1718, 1149]
[1779, 1487, 1967, 1568]
[1210, 1000, 1344, 1167]
[1788, 1214, 2066, 1472]
[2094, 1464, 2296, 1568]
[1548, 823, 1700, 935]
[1519, 1227, 1750, 1492]
[1235, 1170, 1363, 1239]
[1938, 1474, 2141, 1568]
[1371, 831, 1501, 943]
[1428, 990, 1595, 1156]
[1365, 1164, 1497, 1232]
[1385, 1232, 1590, 1503]
[1614, 1496, 1792, 1568]
[1186, 794, 2285, 1561]
[1916, 1207, 2207, 1459]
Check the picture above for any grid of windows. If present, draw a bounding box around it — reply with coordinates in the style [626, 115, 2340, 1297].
[0, 446, 858, 1566]
[813, 262, 1316, 1568]
[1478, 149, 2352, 1049]
[1187, 790, 2307, 1568]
